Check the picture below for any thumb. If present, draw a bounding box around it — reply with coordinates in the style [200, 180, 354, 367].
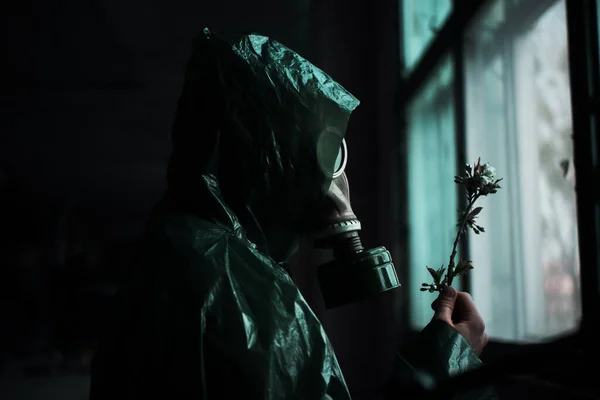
[433, 285, 457, 322]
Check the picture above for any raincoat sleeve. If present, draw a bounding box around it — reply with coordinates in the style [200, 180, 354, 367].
[90, 214, 351, 400]
[385, 319, 498, 399]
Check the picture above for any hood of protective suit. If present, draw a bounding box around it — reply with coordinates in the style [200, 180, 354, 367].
[166, 28, 360, 256]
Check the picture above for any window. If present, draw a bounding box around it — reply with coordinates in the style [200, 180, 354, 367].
[465, 0, 580, 341]
[400, 0, 598, 342]
[401, 0, 452, 72]
[406, 56, 463, 329]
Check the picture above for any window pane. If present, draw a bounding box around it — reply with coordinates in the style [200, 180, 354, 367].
[465, 0, 580, 341]
[401, 0, 452, 72]
[406, 56, 461, 330]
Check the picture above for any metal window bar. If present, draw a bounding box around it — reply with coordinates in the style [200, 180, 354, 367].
[452, 0, 471, 296]
[565, 0, 600, 349]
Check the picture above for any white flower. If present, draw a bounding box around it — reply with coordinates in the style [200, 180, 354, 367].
[480, 163, 496, 185]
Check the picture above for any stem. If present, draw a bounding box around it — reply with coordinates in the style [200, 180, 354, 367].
[447, 194, 480, 286]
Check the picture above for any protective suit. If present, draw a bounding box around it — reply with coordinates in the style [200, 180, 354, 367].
[90, 28, 491, 399]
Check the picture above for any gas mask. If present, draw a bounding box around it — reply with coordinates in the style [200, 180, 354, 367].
[312, 138, 401, 309]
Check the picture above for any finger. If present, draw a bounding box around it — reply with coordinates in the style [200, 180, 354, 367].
[431, 299, 439, 311]
[432, 286, 457, 323]
[454, 292, 479, 319]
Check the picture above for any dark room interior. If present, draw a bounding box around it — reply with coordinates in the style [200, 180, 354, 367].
[1, 0, 599, 399]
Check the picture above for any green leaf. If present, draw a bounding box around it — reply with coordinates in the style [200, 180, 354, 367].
[436, 266, 446, 279]
[455, 259, 474, 275]
[468, 207, 483, 218]
[427, 265, 446, 285]
[426, 266, 438, 280]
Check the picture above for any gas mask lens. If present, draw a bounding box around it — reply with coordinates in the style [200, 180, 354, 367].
[332, 139, 347, 179]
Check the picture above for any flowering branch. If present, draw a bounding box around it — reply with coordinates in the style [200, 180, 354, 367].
[421, 158, 503, 293]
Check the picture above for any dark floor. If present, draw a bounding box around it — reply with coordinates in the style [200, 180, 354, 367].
[0, 355, 90, 400]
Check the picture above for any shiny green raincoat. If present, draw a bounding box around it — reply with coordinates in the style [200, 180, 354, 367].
[90, 29, 491, 399]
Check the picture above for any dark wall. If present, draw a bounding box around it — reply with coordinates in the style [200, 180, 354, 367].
[1, 0, 311, 236]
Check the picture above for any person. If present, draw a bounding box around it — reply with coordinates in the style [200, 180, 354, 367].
[90, 28, 493, 399]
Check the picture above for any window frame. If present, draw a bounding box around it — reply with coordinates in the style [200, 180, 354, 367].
[564, 0, 600, 344]
[397, 0, 600, 357]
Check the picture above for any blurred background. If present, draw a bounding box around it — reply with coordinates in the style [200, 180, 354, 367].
[1, 0, 598, 399]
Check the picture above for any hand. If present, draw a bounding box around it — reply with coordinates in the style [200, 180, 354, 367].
[431, 286, 489, 355]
